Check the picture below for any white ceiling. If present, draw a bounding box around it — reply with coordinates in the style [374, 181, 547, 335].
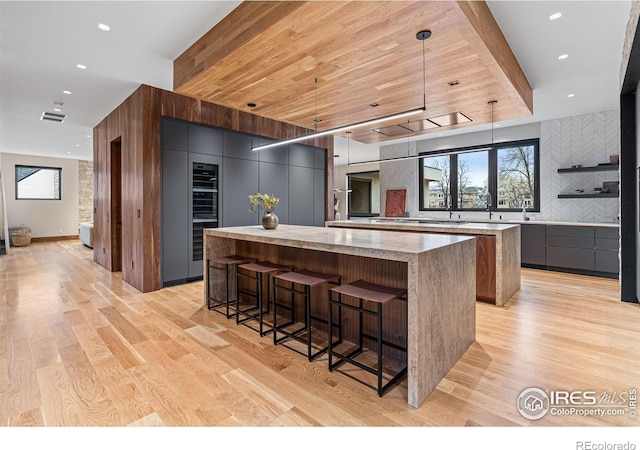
[0, 1, 633, 164]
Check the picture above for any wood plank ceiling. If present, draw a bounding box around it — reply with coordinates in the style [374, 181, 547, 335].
[174, 1, 533, 144]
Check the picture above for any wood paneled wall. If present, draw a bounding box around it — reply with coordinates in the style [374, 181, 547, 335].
[93, 84, 334, 293]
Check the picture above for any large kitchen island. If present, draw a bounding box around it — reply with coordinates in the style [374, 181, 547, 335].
[326, 219, 521, 307]
[204, 225, 476, 408]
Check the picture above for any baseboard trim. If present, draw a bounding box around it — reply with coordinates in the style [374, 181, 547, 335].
[31, 235, 79, 243]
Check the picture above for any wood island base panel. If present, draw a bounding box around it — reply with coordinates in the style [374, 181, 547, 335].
[326, 219, 521, 307]
[204, 225, 476, 408]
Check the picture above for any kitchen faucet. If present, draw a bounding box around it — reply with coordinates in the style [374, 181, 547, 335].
[487, 192, 493, 220]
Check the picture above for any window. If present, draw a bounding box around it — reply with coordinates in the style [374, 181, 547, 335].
[497, 143, 536, 210]
[419, 138, 539, 212]
[457, 150, 488, 209]
[16, 165, 62, 200]
[421, 154, 450, 209]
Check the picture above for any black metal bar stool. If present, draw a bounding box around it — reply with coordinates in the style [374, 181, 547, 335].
[272, 269, 341, 361]
[328, 279, 408, 397]
[206, 255, 256, 318]
[236, 261, 293, 336]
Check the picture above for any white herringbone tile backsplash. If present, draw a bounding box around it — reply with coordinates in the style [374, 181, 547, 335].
[543, 110, 620, 223]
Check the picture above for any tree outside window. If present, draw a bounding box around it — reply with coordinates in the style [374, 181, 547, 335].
[497, 145, 535, 210]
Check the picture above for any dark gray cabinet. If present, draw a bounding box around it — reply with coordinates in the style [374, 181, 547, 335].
[258, 138, 288, 165]
[289, 143, 316, 168]
[289, 166, 315, 226]
[189, 124, 222, 156]
[521, 224, 546, 266]
[223, 130, 257, 160]
[595, 227, 619, 274]
[162, 118, 188, 152]
[546, 225, 595, 271]
[161, 117, 327, 286]
[314, 169, 325, 227]
[259, 162, 289, 224]
[222, 157, 259, 227]
[530, 224, 619, 277]
[162, 149, 189, 285]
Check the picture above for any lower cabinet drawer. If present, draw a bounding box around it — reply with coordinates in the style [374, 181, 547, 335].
[547, 235, 594, 249]
[595, 250, 619, 274]
[546, 247, 595, 271]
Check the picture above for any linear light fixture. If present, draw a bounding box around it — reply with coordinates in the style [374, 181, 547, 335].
[347, 147, 493, 167]
[251, 107, 425, 151]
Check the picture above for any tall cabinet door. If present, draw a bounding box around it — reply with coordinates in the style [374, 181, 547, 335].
[162, 148, 189, 285]
[259, 162, 289, 224]
[289, 165, 315, 226]
[188, 153, 222, 279]
[222, 157, 259, 227]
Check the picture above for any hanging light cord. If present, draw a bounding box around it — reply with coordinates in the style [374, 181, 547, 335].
[314, 77, 318, 132]
[422, 36, 426, 110]
[489, 100, 497, 148]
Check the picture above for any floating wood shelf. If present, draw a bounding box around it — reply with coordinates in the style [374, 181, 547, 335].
[557, 164, 619, 173]
[557, 193, 618, 199]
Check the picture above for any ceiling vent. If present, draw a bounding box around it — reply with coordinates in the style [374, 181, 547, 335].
[40, 111, 66, 123]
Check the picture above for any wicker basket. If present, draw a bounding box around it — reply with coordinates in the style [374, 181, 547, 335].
[9, 225, 32, 247]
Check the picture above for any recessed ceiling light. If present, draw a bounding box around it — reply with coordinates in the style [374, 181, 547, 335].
[369, 103, 379, 107]
[54, 108, 61, 112]
[75, 144, 80, 147]
[63, 90, 71, 95]
[247, 103, 256, 108]
[549, 12, 562, 21]
[66, 151, 71, 154]
[98, 23, 110, 31]
[567, 93, 575, 98]
[77, 64, 87, 70]
[85, 134, 91, 138]
[494, 124, 501, 127]
[558, 54, 569, 60]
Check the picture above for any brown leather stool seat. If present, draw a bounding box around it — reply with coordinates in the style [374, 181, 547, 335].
[328, 279, 408, 397]
[272, 269, 340, 361]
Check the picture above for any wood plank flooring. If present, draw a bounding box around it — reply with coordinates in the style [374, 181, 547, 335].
[1, 240, 639, 428]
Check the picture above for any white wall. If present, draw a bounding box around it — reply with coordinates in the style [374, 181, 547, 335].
[0, 153, 79, 238]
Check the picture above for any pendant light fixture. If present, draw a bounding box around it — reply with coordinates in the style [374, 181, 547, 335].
[486, 100, 497, 211]
[252, 32, 432, 152]
[334, 131, 353, 193]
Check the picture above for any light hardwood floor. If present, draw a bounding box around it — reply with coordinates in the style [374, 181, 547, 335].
[1, 240, 638, 427]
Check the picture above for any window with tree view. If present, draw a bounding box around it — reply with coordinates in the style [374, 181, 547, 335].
[16, 165, 62, 200]
[497, 144, 536, 210]
[419, 138, 539, 212]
